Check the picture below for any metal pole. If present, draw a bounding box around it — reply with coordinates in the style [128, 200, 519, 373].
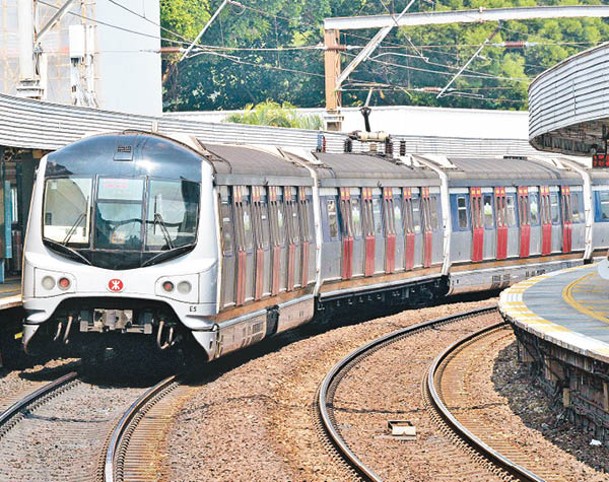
[17, 0, 35, 81]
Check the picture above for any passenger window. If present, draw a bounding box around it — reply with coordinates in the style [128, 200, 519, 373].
[599, 191, 609, 221]
[372, 198, 383, 236]
[393, 197, 403, 234]
[260, 201, 270, 249]
[429, 196, 439, 230]
[457, 195, 468, 229]
[242, 201, 253, 250]
[483, 194, 494, 229]
[299, 199, 310, 243]
[495, 196, 505, 227]
[220, 200, 234, 255]
[571, 192, 583, 223]
[339, 198, 352, 237]
[506, 195, 517, 226]
[529, 193, 539, 225]
[412, 197, 422, 233]
[351, 198, 362, 238]
[384, 198, 395, 235]
[550, 193, 560, 224]
[327, 198, 339, 239]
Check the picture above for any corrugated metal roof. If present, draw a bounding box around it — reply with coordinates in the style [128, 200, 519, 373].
[0, 93, 542, 158]
[528, 42, 609, 155]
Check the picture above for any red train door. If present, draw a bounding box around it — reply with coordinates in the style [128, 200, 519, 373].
[363, 188, 376, 276]
[470, 187, 483, 262]
[384, 187, 396, 273]
[540, 186, 552, 256]
[422, 187, 433, 268]
[518, 187, 531, 258]
[340, 187, 353, 280]
[561, 185, 572, 253]
[403, 188, 415, 270]
[494, 187, 508, 260]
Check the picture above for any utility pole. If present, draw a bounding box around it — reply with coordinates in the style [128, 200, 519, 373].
[16, 0, 42, 98]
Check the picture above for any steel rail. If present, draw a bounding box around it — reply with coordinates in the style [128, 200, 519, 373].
[427, 323, 546, 482]
[317, 305, 497, 481]
[0, 371, 79, 427]
[103, 375, 178, 482]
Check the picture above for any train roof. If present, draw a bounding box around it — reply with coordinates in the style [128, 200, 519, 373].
[312, 152, 440, 188]
[200, 143, 313, 186]
[444, 156, 582, 187]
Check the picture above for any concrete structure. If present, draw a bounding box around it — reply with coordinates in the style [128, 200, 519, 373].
[0, 0, 161, 116]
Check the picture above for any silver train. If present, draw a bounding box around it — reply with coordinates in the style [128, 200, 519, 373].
[21, 131, 609, 359]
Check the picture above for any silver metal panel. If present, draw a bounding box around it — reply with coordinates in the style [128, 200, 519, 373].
[530, 226, 541, 256]
[321, 241, 342, 281]
[507, 227, 519, 258]
[450, 231, 472, 263]
[413, 232, 423, 268]
[551, 225, 562, 253]
[217, 310, 266, 357]
[353, 238, 365, 277]
[572, 224, 586, 250]
[483, 228, 496, 261]
[448, 258, 584, 295]
[276, 295, 315, 333]
[395, 231, 405, 271]
[221, 254, 236, 308]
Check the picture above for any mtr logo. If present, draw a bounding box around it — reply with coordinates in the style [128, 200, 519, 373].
[108, 279, 125, 293]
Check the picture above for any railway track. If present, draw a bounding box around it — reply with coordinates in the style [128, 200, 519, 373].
[0, 366, 190, 482]
[316, 306, 550, 481]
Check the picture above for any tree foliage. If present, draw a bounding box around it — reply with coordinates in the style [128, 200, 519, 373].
[160, 0, 609, 112]
[226, 100, 323, 128]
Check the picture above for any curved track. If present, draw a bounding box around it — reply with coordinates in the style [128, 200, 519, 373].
[428, 325, 546, 482]
[317, 306, 504, 481]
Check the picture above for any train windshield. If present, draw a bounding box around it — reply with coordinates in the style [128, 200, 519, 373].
[43, 175, 200, 269]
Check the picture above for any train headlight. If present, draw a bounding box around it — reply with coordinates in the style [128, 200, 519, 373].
[41, 276, 56, 290]
[58, 277, 71, 290]
[162, 281, 175, 292]
[177, 281, 192, 294]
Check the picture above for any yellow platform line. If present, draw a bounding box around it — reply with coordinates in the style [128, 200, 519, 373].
[563, 272, 609, 324]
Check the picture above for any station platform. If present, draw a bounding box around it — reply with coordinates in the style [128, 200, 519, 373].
[499, 263, 609, 364]
[0, 279, 22, 311]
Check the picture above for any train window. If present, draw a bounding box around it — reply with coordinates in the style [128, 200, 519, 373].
[506, 195, 517, 226]
[597, 191, 609, 221]
[339, 198, 352, 237]
[351, 198, 362, 239]
[571, 192, 583, 223]
[326, 198, 339, 240]
[299, 199, 311, 242]
[393, 196, 403, 234]
[550, 193, 560, 224]
[483, 194, 494, 229]
[260, 200, 270, 249]
[276, 198, 286, 245]
[220, 200, 234, 255]
[403, 198, 413, 234]
[529, 193, 540, 225]
[429, 196, 439, 230]
[372, 197, 383, 236]
[242, 201, 254, 251]
[412, 196, 422, 233]
[456, 195, 468, 229]
[288, 200, 300, 244]
[43, 177, 93, 245]
[518, 195, 529, 226]
[384, 198, 395, 235]
[495, 196, 505, 227]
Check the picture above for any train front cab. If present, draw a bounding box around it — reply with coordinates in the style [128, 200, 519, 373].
[441, 156, 587, 294]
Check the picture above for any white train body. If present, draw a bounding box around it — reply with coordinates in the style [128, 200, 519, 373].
[21, 131, 609, 360]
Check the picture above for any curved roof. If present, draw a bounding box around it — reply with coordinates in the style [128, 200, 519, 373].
[528, 42, 609, 156]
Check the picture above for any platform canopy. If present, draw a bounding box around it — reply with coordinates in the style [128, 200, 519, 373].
[529, 42, 609, 157]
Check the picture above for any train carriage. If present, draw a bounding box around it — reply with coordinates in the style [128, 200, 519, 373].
[19, 130, 609, 361]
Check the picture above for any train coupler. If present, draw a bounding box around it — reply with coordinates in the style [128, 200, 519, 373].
[156, 320, 178, 350]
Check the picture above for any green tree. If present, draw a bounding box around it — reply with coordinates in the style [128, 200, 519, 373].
[226, 100, 323, 129]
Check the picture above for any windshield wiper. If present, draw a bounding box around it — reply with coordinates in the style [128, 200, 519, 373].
[153, 213, 175, 250]
[63, 212, 86, 245]
[43, 239, 92, 265]
[141, 243, 195, 267]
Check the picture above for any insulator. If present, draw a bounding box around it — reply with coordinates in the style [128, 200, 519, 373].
[400, 140, 406, 156]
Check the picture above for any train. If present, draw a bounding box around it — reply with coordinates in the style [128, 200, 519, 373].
[20, 130, 609, 360]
